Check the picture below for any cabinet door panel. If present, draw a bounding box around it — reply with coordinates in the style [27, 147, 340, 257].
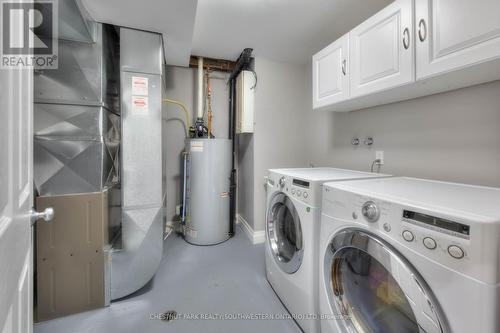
[350, 0, 414, 98]
[312, 34, 349, 109]
[416, 0, 500, 79]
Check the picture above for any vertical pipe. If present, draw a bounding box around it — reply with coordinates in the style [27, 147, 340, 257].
[228, 78, 237, 237]
[181, 152, 188, 224]
[197, 57, 204, 119]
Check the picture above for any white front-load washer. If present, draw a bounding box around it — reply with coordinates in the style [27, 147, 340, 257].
[319, 177, 500, 333]
[265, 168, 391, 333]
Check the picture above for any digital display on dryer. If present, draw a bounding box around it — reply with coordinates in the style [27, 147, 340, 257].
[403, 210, 470, 236]
[292, 179, 310, 188]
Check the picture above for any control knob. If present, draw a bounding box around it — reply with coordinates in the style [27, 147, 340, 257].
[361, 201, 380, 222]
[279, 177, 286, 188]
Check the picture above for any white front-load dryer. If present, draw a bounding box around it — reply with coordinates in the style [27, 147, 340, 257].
[319, 177, 500, 333]
[265, 168, 391, 333]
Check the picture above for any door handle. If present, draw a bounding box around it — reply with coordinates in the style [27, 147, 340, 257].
[403, 27, 410, 50]
[30, 207, 54, 225]
[418, 19, 427, 42]
[341, 59, 347, 76]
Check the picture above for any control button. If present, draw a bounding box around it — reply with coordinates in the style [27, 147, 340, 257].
[448, 245, 465, 259]
[296, 190, 302, 197]
[352, 212, 358, 220]
[361, 201, 380, 223]
[291, 189, 296, 195]
[383, 223, 391, 232]
[303, 192, 308, 198]
[402, 230, 415, 242]
[423, 237, 437, 250]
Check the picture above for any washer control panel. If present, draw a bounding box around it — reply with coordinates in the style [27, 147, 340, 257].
[288, 178, 311, 204]
[268, 174, 313, 205]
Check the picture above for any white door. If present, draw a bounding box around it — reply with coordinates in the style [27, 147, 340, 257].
[312, 34, 349, 109]
[350, 0, 414, 98]
[416, 0, 500, 80]
[0, 65, 40, 331]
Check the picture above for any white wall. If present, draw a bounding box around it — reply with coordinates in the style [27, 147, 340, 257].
[304, 66, 500, 187]
[237, 134, 254, 226]
[166, 59, 500, 234]
[237, 58, 310, 231]
[163, 65, 230, 222]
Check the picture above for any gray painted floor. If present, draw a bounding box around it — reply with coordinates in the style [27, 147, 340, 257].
[34, 227, 302, 333]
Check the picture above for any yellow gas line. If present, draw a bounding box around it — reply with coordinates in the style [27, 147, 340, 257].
[162, 98, 191, 130]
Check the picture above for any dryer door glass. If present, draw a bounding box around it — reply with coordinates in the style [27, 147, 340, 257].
[267, 193, 303, 274]
[333, 248, 417, 332]
[325, 229, 448, 333]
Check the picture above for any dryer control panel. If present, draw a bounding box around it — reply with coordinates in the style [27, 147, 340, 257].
[402, 210, 470, 239]
[399, 209, 470, 260]
[322, 184, 500, 285]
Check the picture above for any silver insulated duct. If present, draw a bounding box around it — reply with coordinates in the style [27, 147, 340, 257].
[111, 28, 166, 300]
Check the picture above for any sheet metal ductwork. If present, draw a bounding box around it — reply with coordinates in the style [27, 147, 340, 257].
[111, 27, 165, 300]
[34, 23, 120, 196]
[33, 22, 166, 310]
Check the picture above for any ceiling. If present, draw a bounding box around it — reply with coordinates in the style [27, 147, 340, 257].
[81, 0, 198, 67]
[81, 0, 392, 66]
[192, 0, 392, 64]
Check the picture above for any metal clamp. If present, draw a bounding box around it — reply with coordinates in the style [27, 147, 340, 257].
[341, 59, 347, 76]
[30, 207, 54, 225]
[403, 27, 410, 49]
[418, 19, 427, 42]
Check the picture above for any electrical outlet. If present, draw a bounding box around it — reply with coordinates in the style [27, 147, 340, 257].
[376, 151, 384, 165]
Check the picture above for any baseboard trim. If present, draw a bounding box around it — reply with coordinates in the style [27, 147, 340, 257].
[236, 214, 265, 245]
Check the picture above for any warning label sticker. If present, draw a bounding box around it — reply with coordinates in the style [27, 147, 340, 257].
[190, 141, 204, 152]
[220, 192, 229, 198]
[132, 96, 149, 115]
[132, 76, 148, 96]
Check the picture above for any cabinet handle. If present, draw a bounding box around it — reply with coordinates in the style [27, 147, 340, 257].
[418, 19, 427, 42]
[341, 59, 346, 76]
[403, 27, 410, 50]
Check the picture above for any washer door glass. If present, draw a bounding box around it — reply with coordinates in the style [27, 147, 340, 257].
[325, 229, 448, 333]
[267, 193, 303, 274]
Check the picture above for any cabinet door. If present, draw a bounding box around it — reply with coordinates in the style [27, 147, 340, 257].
[416, 0, 500, 80]
[350, 0, 414, 98]
[312, 34, 349, 109]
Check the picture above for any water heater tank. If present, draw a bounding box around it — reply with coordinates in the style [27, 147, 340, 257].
[185, 138, 232, 245]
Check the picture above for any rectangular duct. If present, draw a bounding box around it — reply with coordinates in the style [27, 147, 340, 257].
[34, 23, 120, 112]
[34, 104, 120, 196]
[34, 23, 120, 197]
[110, 27, 165, 300]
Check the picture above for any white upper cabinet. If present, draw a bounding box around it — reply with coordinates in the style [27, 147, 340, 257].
[350, 0, 414, 98]
[416, 0, 500, 80]
[312, 0, 500, 112]
[312, 34, 349, 109]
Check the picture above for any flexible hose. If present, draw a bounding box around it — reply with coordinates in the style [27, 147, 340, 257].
[163, 98, 191, 130]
